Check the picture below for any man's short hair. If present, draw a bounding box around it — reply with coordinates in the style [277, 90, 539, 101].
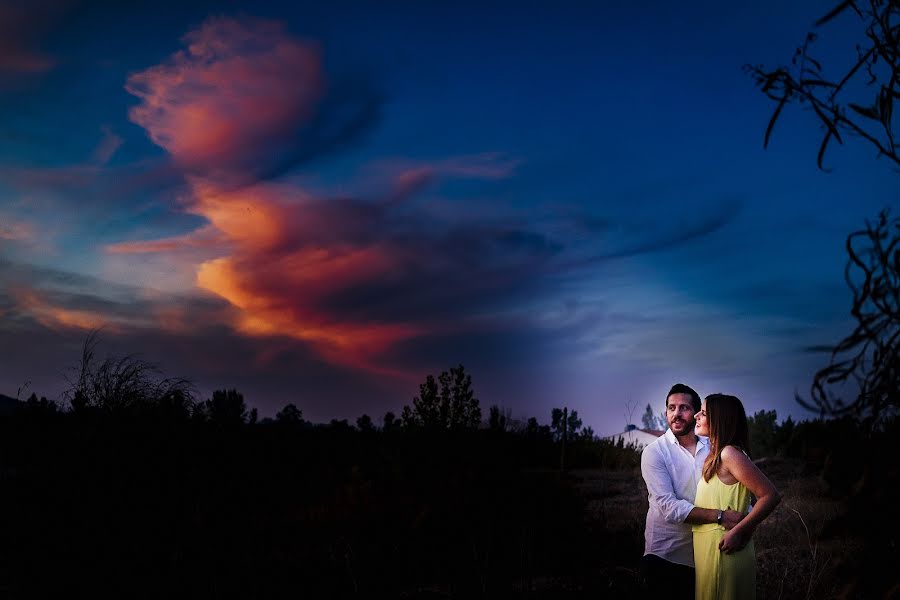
[666, 383, 701, 412]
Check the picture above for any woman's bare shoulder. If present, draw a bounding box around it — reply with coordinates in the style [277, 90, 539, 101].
[720, 445, 751, 464]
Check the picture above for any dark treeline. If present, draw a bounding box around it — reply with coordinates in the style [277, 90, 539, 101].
[4, 380, 897, 598]
[0, 347, 640, 599]
[1, 334, 896, 598]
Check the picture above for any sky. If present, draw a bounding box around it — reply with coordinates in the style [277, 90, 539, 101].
[0, 0, 896, 435]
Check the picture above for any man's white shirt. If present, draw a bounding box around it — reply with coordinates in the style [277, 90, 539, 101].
[641, 428, 709, 567]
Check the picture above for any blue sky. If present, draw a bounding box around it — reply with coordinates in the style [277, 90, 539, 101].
[0, 0, 895, 434]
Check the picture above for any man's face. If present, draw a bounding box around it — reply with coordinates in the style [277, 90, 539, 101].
[666, 392, 696, 437]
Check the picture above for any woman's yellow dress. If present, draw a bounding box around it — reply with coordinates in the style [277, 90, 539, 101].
[692, 473, 755, 600]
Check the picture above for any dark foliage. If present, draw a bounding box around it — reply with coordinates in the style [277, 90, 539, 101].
[402, 365, 482, 431]
[0, 404, 644, 599]
[746, 0, 900, 168]
[796, 210, 900, 427]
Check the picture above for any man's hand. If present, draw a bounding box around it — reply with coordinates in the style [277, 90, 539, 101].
[720, 509, 744, 531]
[718, 526, 751, 554]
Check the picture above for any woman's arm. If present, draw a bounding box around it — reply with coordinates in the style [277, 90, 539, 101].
[718, 445, 781, 554]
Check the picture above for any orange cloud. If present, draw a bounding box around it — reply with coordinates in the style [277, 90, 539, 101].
[189, 182, 423, 374]
[106, 225, 222, 255]
[11, 289, 120, 333]
[118, 16, 523, 378]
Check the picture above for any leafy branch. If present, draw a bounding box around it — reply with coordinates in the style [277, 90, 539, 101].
[745, 0, 900, 169]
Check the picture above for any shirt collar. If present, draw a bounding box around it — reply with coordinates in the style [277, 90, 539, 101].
[664, 427, 707, 448]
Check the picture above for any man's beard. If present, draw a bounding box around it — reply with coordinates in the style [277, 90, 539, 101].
[671, 420, 695, 436]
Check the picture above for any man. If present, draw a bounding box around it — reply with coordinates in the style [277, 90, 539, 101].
[640, 383, 744, 599]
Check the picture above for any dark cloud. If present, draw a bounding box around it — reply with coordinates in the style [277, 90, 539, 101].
[252, 75, 383, 182]
[0, 1, 70, 80]
[569, 198, 743, 264]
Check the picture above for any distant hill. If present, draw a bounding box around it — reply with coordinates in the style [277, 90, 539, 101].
[0, 393, 22, 416]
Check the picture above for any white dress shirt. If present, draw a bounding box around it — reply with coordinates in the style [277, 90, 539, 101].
[641, 428, 709, 567]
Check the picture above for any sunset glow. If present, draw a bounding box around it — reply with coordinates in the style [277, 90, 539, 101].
[1, 1, 894, 430]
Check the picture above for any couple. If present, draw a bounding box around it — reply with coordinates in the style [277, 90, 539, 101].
[641, 384, 781, 600]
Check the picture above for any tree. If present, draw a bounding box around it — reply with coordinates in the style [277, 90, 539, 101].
[403, 365, 481, 431]
[488, 405, 510, 432]
[658, 409, 668, 431]
[550, 407, 582, 441]
[24, 392, 60, 416]
[382, 411, 398, 433]
[746, 0, 900, 169]
[641, 403, 657, 430]
[797, 210, 899, 426]
[446, 364, 481, 430]
[579, 426, 595, 441]
[410, 374, 441, 429]
[356, 413, 375, 433]
[205, 389, 248, 426]
[747, 409, 778, 458]
[275, 403, 305, 425]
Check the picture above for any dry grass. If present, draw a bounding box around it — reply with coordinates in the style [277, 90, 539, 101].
[572, 457, 865, 599]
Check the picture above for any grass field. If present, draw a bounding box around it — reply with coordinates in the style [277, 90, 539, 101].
[571, 457, 858, 599]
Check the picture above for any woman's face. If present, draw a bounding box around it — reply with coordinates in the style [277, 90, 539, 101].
[695, 401, 709, 437]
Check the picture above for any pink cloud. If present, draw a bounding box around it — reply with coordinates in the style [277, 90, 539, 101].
[184, 181, 424, 375]
[91, 126, 123, 165]
[125, 16, 324, 178]
[0, 219, 32, 241]
[114, 16, 529, 378]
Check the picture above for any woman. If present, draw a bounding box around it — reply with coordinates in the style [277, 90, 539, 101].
[692, 394, 781, 600]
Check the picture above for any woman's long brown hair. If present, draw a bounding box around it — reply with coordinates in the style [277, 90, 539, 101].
[702, 394, 751, 482]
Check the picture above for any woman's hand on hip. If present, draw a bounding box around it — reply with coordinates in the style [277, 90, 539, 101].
[718, 527, 751, 554]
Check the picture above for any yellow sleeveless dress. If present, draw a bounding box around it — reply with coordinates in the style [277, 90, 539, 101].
[692, 473, 755, 600]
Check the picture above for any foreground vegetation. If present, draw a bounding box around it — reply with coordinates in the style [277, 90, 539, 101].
[0, 386, 895, 598]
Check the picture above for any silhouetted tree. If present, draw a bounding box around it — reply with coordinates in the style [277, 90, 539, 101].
[356, 413, 375, 433]
[774, 415, 796, 452]
[796, 210, 899, 427]
[550, 407, 582, 441]
[403, 365, 481, 431]
[328, 418, 352, 431]
[24, 392, 60, 416]
[524, 416, 550, 439]
[447, 364, 481, 430]
[382, 411, 398, 433]
[488, 405, 509, 432]
[275, 403, 305, 425]
[400, 404, 416, 430]
[641, 404, 656, 430]
[410, 374, 441, 429]
[205, 389, 248, 426]
[746, 0, 900, 168]
[578, 426, 595, 441]
[748, 409, 778, 458]
[156, 389, 193, 421]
